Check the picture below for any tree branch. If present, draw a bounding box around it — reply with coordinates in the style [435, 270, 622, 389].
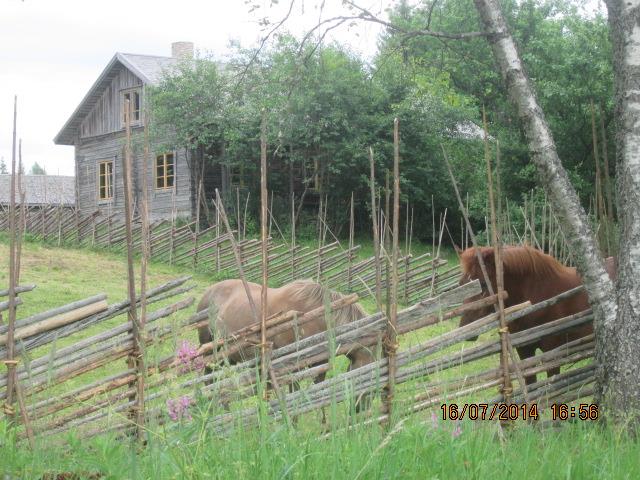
[233, 0, 298, 88]
[426, 0, 440, 30]
[343, 0, 486, 40]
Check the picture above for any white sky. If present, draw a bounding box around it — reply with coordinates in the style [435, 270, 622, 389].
[0, 0, 394, 176]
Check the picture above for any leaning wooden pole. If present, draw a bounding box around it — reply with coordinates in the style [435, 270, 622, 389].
[441, 145, 494, 297]
[215, 188, 287, 408]
[122, 102, 145, 441]
[384, 118, 401, 420]
[260, 112, 269, 387]
[347, 192, 355, 292]
[599, 104, 614, 224]
[4, 96, 18, 423]
[291, 193, 296, 280]
[590, 100, 605, 236]
[369, 147, 383, 310]
[483, 109, 512, 406]
[215, 189, 260, 323]
[384, 170, 391, 320]
[15, 141, 25, 286]
[139, 112, 150, 381]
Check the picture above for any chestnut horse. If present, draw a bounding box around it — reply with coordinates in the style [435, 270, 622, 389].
[197, 278, 374, 383]
[458, 245, 616, 384]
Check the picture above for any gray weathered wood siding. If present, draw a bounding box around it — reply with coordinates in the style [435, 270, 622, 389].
[80, 66, 143, 139]
[75, 129, 192, 221]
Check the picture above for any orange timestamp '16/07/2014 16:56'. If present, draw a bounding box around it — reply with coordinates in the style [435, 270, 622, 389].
[440, 403, 599, 421]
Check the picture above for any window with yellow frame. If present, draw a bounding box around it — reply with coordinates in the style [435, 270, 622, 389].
[98, 160, 113, 200]
[121, 88, 141, 126]
[155, 153, 175, 189]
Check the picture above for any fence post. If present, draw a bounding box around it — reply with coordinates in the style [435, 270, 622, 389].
[4, 96, 19, 425]
[122, 100, 145, 442]
[384, 118, 401, 421]
[369, 147, 383, 311]
[291, 193, 296, 281]
[260, 112, 269, 390]
[483, 110, 513, 410]
[347, 192, 355, 292]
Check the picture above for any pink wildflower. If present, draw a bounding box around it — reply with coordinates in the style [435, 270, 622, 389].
[167, 395, 192, 421]
[430, 412, 439, 429]
[176, 340, 205, 373]
[451, 422, 463, 439]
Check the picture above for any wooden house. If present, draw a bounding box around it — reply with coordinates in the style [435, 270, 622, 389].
[54, 42, 197, 221]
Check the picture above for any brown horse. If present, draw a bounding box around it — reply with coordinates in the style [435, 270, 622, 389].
[197, 278, 374, 383]
[458, 245, 616, 384]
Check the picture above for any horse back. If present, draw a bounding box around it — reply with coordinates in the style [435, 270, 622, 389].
[514, 256, 617, 337]
[197, 279, 258, 312]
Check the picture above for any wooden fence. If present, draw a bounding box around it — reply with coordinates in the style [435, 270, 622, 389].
[0, 206, 453, 304]
[0, 273, 595, 442]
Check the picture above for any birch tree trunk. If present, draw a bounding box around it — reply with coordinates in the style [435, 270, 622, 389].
[602, 0, 640, 418]
[472, 0, 618, 404]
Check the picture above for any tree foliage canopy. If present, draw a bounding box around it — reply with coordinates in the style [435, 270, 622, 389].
[149, 0, 612, 239]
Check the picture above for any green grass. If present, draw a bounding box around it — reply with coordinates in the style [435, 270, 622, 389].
[1, 410, 638, 479]
[0, 234, 213, 319]
[2, 237, 637, 479]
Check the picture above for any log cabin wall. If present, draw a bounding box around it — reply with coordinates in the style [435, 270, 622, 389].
[75, 130, 192, 221]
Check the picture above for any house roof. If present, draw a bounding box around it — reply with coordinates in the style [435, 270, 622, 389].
[0, 175, 75, 206]
[54, 53, 178, 146]
[448, 121, 493, 141]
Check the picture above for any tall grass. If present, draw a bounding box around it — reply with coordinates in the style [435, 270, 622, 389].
[1, 408, 639, 479]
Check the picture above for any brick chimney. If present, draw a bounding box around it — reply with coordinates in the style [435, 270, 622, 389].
[171, 41, 194, 60]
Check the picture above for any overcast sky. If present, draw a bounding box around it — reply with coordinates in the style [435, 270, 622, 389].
[0, 0, 395, 176]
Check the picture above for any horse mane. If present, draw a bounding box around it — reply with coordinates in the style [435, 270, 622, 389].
[502, 246, 568, 277]
[461, 245, 567, 279]
[285, 279, 367, 326]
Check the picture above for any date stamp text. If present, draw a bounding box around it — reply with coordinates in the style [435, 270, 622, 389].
[440, 403, 599, 421]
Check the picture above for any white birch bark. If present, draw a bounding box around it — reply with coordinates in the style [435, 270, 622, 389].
[603, 0, 640, 416]
[472, 0, 618, 403]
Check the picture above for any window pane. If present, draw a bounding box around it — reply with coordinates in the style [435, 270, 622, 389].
[133, 92, 140, 120]
[167, 176, 174, 187]
[98, 161, 113, 199]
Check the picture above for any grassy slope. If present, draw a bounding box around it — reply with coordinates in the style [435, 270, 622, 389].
[1, 238, 637, 479]
[0, 235, 213, 318]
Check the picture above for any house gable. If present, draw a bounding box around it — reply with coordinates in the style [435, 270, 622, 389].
[54, 53, 178, 146]
[79, 65, 143, 139]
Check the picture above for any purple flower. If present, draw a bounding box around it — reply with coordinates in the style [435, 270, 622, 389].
[451, 422, 463, 439]
[176, 340, 205, 373]
[430, 412, 439, 429]
[167, 395, 192, 421]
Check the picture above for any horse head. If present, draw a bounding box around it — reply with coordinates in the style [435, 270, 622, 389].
[457, 247, 499, 338]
